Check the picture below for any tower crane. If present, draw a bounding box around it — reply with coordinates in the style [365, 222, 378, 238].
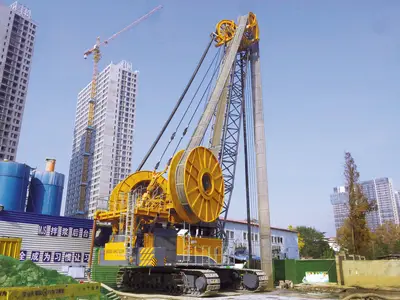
[77, 5, 163, 215]
[88, 11, 272, 297]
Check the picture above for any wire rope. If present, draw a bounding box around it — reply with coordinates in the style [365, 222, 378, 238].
[244, 52, 258, 251]
[153, 47, 222, 170]
[169, 49, 223, 161]
[246, 57, 258, 225]
[136, 35, 215, 171]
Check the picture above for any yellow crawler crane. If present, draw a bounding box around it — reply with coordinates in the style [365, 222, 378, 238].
[89, 11, 271, 297]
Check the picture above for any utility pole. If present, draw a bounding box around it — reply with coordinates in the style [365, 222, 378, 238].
[251, 42, 273, 288]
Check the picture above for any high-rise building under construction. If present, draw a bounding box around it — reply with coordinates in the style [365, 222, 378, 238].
[0, 2, 37, 161]
[64, 60, 137, 218]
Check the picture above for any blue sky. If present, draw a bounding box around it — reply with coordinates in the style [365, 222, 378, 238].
[7, 0, 400, 236]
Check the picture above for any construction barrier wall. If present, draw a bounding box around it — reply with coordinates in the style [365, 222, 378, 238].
[336, 254, 400, 288]
[273, 259, 337, 284]
[0, 282, 101, 300]
[0, 211, 93, 277]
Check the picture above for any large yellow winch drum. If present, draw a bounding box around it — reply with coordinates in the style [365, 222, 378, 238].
[108, 170, 168, 211]
[170, 146, 225, 224]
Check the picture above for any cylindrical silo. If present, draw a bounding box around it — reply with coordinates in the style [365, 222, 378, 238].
[0, 160, 31, 211]
[27, 159, 65, 216]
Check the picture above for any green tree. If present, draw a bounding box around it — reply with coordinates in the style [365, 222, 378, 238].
[336, 152, 376, 257]
[372, 222, 400, 257]
[288, 225, 305, 252]
[296, 226, 331, 259]
[321, 247, 335, 259]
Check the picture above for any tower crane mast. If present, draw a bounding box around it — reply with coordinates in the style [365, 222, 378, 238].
[77, 5, 163, 215]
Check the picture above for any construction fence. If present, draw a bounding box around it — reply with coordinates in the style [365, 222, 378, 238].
[273, 259, 337, 284]
[0, 282, 101, 300]
[336, 253, 400, 289]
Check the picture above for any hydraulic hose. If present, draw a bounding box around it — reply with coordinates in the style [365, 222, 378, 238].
[136, 34, 215, 171]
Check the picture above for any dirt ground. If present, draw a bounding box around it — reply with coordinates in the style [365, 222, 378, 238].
[116, 289, 339, 300]
[115, 285, 400, 300]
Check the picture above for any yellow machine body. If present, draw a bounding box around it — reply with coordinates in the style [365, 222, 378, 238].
[176, 236, 223, 264]
[104, 242, 126, 261]
[95, 146, 225, 236]
[102, 232, 223, 265]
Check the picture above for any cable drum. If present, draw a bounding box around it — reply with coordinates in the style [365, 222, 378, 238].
[173, 146, 224, 223]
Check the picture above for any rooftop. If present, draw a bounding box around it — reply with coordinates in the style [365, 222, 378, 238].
[10, 2, 32, 20]
[223, 218, 298, 233]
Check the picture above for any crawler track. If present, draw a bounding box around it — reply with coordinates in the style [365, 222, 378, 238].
[238, 268, 268, 292]
[116, 267, 220, 297]
[116, 266, 267, 297]
[180, 268, 220, 297]
[204, 267, 268, 292]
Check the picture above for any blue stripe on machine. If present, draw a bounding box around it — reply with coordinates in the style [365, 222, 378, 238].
[0, 210, 93, 229]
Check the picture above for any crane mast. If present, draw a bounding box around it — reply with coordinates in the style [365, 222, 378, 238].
[174, 17, 249, 218]
[77, 5, 163, 216]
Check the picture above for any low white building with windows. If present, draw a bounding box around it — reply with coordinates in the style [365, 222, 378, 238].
[224, 219, 299, 260]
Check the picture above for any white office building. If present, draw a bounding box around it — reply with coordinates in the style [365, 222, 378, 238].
[0, 2, 36, 161]
[330, 178, 400, 232]
[330, 186, 350, 231]
[65, 60, 137, 218]
[362, 178, 399, 228]
[224, 219, 300, 260]
[393, 190, 400, 224]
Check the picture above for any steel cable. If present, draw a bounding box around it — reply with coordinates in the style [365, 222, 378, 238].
[136, 35, 215, 171]
[153, 47, 222, 170]
[246, 59, 258, 223]
[170, 48, 223, 159]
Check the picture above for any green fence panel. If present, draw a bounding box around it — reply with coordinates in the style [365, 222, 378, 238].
[273, 260, 285, 284]
[91, 248, 121, 289]
[295, 259, 337, 283]
[273, 259, 337, 284]
[284, 260, 297, 283]
[273, 260, 297, 284]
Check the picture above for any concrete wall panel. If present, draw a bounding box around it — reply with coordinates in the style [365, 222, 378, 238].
[342, 260, 400, 288]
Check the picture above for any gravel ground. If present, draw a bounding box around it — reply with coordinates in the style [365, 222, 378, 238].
[117, 290, 339, 300]
[204, 290, 339, 299]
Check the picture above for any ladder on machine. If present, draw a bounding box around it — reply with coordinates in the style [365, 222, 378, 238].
[124, 192, 135, 263]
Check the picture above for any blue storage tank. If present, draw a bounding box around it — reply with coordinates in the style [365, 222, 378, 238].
[26, 159, 65, 216]
[0, 160, 31, 211]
